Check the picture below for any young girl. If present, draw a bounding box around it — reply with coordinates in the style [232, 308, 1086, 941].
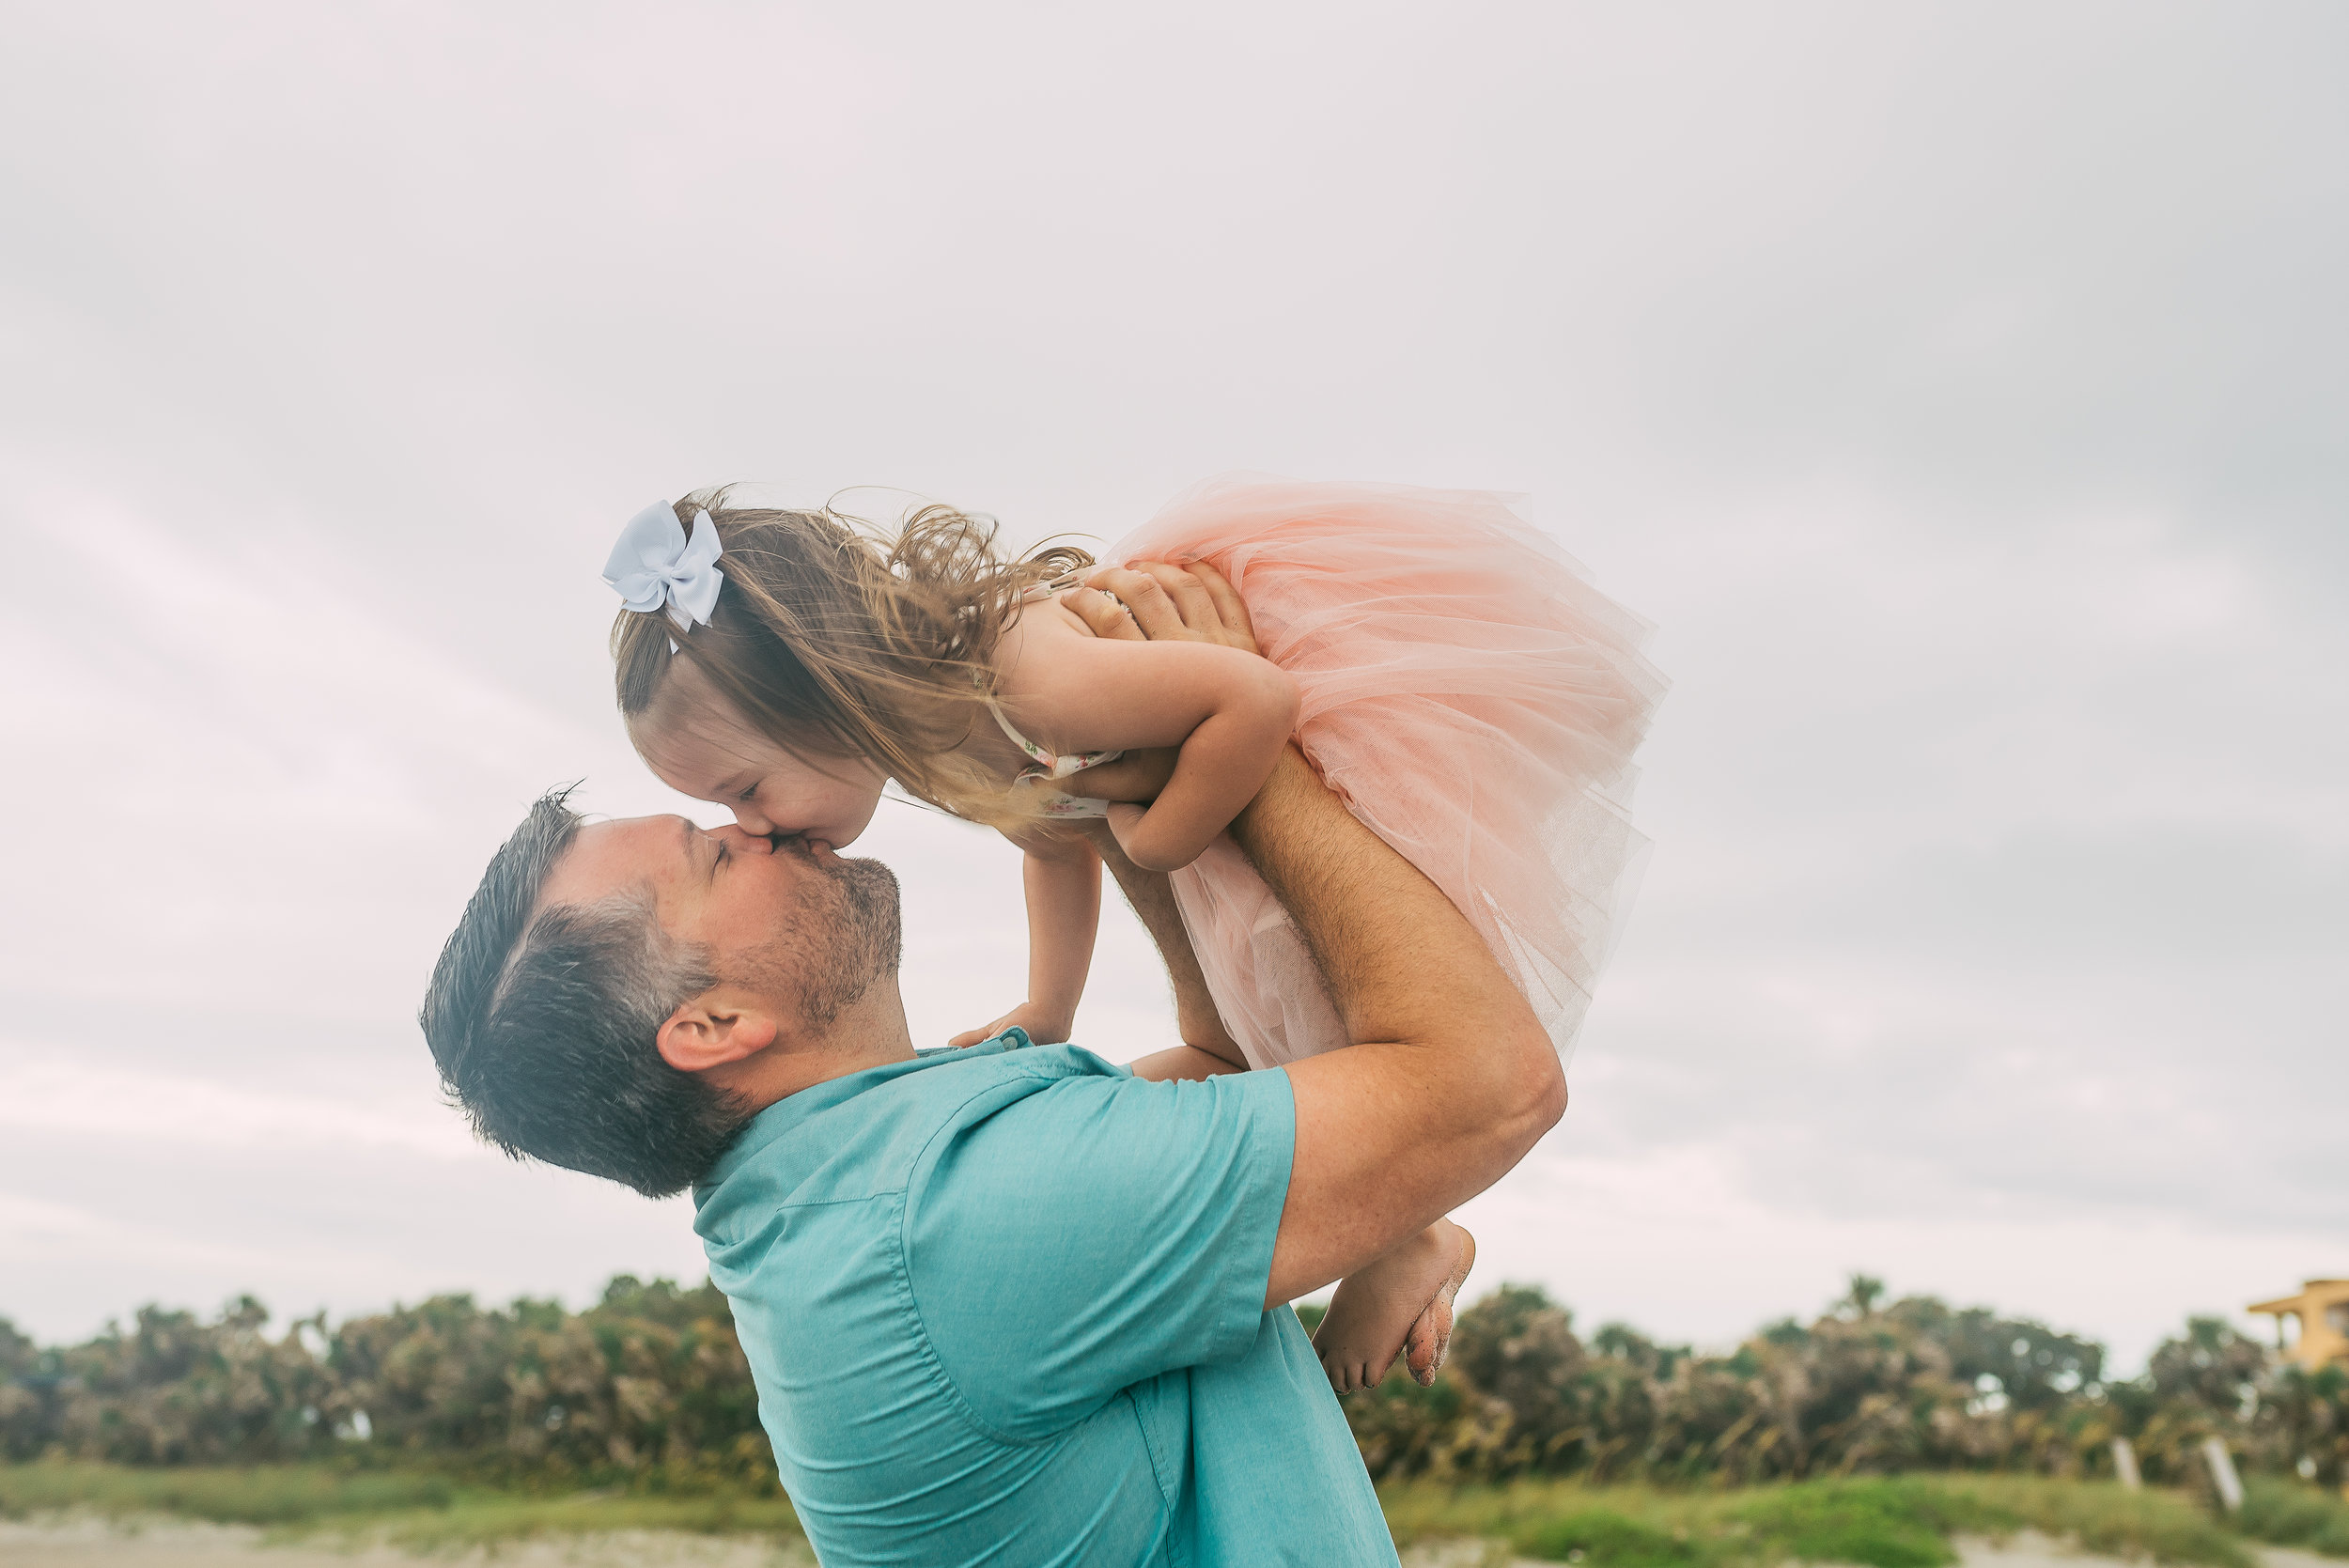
[602, 474, 1665, 1393]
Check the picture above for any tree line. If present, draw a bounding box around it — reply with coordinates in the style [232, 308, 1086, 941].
[3, 1275, 2342, 1493]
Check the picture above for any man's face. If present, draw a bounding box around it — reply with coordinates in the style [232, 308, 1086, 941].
[537, 816, 902, 1031]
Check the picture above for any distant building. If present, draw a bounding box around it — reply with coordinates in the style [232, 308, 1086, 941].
[2248, 1280, 2349, 1371]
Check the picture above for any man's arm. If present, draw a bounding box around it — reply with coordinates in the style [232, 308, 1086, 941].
[1237, 753, 1564, 1307]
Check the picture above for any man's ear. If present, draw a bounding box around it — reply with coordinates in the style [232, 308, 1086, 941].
[655, 990, 781, 1075]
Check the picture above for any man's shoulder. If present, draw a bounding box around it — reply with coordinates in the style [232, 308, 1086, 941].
[932, 1038, 1129, 1090]
[876, 1041, 1136, 1159]
[905, 1049, 1299, 1246]
[880, 1040, 1136, 1131]
[694, 1041, 1128, 1236]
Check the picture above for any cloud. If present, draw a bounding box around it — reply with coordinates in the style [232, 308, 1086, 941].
[0, 1055, 474, 1162]
[0, 1, 2341, 1367]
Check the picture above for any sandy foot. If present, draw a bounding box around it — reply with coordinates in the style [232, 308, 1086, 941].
[1315, 1219, 1476, 1394]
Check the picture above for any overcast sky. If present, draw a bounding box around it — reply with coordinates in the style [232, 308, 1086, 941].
[2, 2, 2341, 1372]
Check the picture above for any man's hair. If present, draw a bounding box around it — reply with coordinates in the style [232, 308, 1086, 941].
[419, 789, 753, 1198]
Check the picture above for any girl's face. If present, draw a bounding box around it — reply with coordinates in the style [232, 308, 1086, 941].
[634, 661, 887, 849]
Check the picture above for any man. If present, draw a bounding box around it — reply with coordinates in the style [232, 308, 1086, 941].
[420, 567, 1563, 1565]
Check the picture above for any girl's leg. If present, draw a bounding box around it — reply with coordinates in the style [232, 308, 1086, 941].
[1314, 1219, 1476, 1394]
[1092, 826, 1249, 1066]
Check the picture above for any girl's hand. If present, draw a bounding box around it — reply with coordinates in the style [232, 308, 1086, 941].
[1063, 561, 1261, 656]
[947, 1001, 1075, 1049]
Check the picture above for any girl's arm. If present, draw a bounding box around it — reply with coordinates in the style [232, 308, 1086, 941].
[1128, 1045, 1247, 1082]
[947, 832, 1101, 1048]
[992, 609, 1300, 875]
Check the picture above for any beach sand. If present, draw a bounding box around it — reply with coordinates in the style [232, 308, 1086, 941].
[0, 1516, 817, 1567]
[1394, 1533, 2341, 1568]
[1, 1518, 2328, 1568]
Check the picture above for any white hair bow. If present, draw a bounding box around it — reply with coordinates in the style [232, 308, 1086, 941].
[602, 501, 724, 635]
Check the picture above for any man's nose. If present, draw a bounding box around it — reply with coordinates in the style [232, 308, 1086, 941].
[713, 823, 776, 854]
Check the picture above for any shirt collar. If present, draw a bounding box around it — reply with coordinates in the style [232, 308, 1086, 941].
[696, 1033, 1033, 1195]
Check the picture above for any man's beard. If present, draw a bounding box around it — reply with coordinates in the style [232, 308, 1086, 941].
[734, 847, 904, 1031]
[801, 853, 903, 1026]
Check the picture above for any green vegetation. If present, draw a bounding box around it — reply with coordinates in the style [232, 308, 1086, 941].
[0, 1460, 452, 1526]
[0, 1276, 774, 1493]
[1726, 1480, 1975, 1568]
[1380, 1475, 2257, 1568]
[0, 1459, 804, 1549]
[1338, 1280, 2348, 1494]
[6, 1270, 2347, 1561]
[345, 1490, 803, 1551]
[1519, 1506, 1710, 1567]
[2237, 1477, 2349, 1557]
[1953, 1476, 2257, 1564]
[0, 1462, 2318, 1561]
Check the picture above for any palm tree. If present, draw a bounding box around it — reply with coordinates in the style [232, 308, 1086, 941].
[1843, 1274, 1888, 1320]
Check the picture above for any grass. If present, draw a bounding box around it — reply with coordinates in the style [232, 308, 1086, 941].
[346, 1492, 806, 1551]
[1952, 1475, 2254, 1565]
[0, 1461, 804, 1549]
[0, 1461, 455, 1526]
[1513, 1506, 1712, 1568]
[2237, 1478, 2349, 1558]
[1, 1463, 2299, 1562]
[1379, 1474, 2254, 1568]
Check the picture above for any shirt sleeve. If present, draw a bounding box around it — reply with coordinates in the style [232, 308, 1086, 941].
[902, 1061, 1296, 1443]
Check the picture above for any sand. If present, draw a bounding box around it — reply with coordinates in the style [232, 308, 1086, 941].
[0, 1517, 2330, 1568]
[0, 1516, 817, 1567]
[1393, 1532, 2343, 1568]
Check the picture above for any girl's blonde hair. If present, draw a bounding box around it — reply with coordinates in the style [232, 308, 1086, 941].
[612, 488, 1092, 824]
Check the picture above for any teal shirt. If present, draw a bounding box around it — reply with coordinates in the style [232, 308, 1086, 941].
[693, 1037, 1396, 1567]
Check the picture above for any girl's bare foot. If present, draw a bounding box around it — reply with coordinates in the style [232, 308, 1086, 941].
[1401, 1223, 1475, 1387]
[1312, 1219, 1476, 1394]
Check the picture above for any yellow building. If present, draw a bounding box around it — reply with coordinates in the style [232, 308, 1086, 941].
[2248, 1280, 2349, 1371]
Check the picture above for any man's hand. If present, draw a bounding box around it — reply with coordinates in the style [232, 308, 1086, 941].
[1052, 560, 1263, 806]
[1062, 561, 1262, 655]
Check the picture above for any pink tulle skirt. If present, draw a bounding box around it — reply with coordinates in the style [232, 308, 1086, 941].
[1105, 475, 1667, 1071]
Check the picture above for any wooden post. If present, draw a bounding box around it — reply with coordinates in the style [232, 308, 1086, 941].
[2201, 1436, 2245, 1513]
[2111, 1437, 2141, 1491]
